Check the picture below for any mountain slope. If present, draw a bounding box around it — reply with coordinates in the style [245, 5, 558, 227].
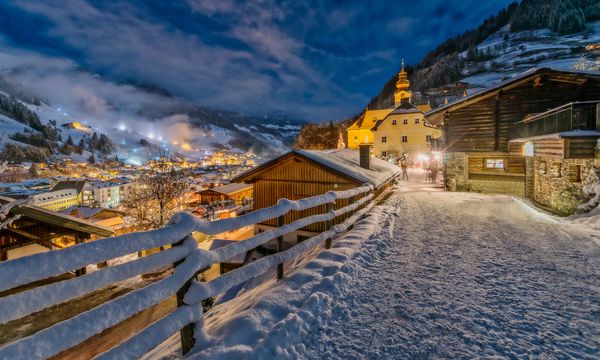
[0, 69, 307, 163]
[369, 0, 600, 110]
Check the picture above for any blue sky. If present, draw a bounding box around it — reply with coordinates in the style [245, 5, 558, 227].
[0, 0, 513, 120]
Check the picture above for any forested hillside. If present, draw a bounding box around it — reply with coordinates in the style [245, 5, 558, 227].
[368, 0, 600, 110]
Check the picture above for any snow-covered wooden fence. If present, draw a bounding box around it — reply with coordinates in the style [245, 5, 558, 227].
[0, 184, 375, 359]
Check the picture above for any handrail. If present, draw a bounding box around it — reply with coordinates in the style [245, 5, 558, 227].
[0, 183, 378, 359]
[516, 100, 600, 124]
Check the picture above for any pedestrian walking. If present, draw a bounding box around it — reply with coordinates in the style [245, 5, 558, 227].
[401, 158, 408, 181]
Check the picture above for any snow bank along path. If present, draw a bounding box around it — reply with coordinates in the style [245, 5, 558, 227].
[189, 188, 600, 359]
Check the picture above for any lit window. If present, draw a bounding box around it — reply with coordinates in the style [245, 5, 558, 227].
[403, 119, 408, 124]
[523, 142, 534, 156]
[392, 119, 397, 125]
[381, 136, 387, 143]
[401, 135, 408, 143]
[364, 136, 369, 143]
[415, 118, 420, 124]
[485, 159, 504, 169]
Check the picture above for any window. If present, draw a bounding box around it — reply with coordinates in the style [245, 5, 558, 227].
[485, 159, 504, 169]
[401, 135, 408, 143]
[415, 118, 420, 124]
[353, 136, 358, 144]
[364, 136, 369, 143]
[392, 119, 397, 125]
[426, 134, 432, 142]
[381, 151, 387, 157]
[381, 136, 387, 143]
[568, 164, 581, 182]
[403, 119, 408, 124]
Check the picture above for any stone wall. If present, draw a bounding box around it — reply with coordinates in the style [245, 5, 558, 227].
[532, 157, 596, 214]
[444, 152, 467, 191]
[444, 152, 525, 195]
[467, 176, 525, 196]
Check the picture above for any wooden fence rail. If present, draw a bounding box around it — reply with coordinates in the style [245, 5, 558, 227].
[0, 184, 375, 359]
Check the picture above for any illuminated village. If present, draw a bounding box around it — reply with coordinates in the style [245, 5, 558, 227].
[0, 0, 600, 359]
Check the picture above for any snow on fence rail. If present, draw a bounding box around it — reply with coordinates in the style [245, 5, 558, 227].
[0, 184, 376, 359]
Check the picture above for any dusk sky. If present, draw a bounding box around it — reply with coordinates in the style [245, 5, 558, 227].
[0, 0, 513, 120]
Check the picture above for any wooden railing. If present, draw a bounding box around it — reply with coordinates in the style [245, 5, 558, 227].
[0, 184, 376, 359]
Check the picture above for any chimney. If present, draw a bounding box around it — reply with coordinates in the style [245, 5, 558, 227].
[359, 144, 372, 170]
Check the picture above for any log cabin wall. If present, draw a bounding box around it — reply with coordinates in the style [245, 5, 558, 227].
[249, 154, 360, 233]
[445, 74, 600, 153]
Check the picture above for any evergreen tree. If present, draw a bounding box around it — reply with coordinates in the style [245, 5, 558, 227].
[66, 135, 74, 146]
[76, 138, 85, 154]
[88, 154, 96, 164]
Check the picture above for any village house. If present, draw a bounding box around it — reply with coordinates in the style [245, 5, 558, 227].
[347, 61, 435, 162]
[232, 147, 398, 247]
[426, 68, 600, 214]
[198, 183, 253, 206]
[0, 196, 113, 267]
[63, 206, 126, 235]
[30, 189, 80, 212]
[372, 101, 442, 162]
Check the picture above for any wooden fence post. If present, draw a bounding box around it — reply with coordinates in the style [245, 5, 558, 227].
[325, 202, 334, 249]
[348, 196, 356, 230]
[74, 232, 86, 277]
[173, 237, 197, 355]
[277, 215, 285, 280]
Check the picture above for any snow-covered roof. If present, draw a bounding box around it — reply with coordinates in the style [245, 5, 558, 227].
[234, 149, 399, 188]
[0, 196, 113, 236]
[426, 68, 600, 121]
[31, 189, 78, 203]
[202, 183, 252, 195]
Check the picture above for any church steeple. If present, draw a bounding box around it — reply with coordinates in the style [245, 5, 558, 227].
[394, 59, 412, 107]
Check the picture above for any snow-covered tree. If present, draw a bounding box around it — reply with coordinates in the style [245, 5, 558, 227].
[572, 56, 600, 72]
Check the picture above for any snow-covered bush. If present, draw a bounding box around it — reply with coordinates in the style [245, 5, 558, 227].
[577, 166, 600, 213]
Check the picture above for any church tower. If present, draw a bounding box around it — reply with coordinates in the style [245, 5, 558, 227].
[394, 60, 411, 107]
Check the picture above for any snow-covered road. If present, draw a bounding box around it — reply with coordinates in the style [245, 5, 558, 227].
[300, 187, 600, 358]
[184, 173, 600, 359]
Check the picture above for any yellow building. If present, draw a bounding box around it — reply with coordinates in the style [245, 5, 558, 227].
[31, 189, 80, 212]
[347, 60, 436, 157]
[372, 102, 441, 163]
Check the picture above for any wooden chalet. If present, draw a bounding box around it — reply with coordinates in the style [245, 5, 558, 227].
[0, 197, 113, 272]
[232, 147, 399, 245]
[426, 68, 600, 213]
[198, 183, 253, 205]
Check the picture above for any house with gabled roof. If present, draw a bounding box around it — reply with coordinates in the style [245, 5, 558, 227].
[232, 147, 399, 246]
[347, 61, 432, 155]
[425, 68, 600, 214]
[371, 101, 441, 162]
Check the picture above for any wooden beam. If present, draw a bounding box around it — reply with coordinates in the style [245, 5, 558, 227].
[5, 227, 66, 249]
[494, 92, 501, 151]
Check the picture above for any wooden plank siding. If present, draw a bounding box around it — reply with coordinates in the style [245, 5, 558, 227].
[242, 154, 362, 232]
[467, 154, 526, 176]
[441, 72, 600, 154]
[565, 137, 598, 159]
[534, 139, 565, 158]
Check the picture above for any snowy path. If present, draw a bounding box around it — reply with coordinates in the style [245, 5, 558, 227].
[300, 186, 600, 358]
[184, 171, 600, 359]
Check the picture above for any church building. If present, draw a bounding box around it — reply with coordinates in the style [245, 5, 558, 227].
[347, 61, 441, 162]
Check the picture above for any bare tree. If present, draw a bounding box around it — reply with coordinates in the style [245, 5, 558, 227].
[123, 148, 188, 231]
